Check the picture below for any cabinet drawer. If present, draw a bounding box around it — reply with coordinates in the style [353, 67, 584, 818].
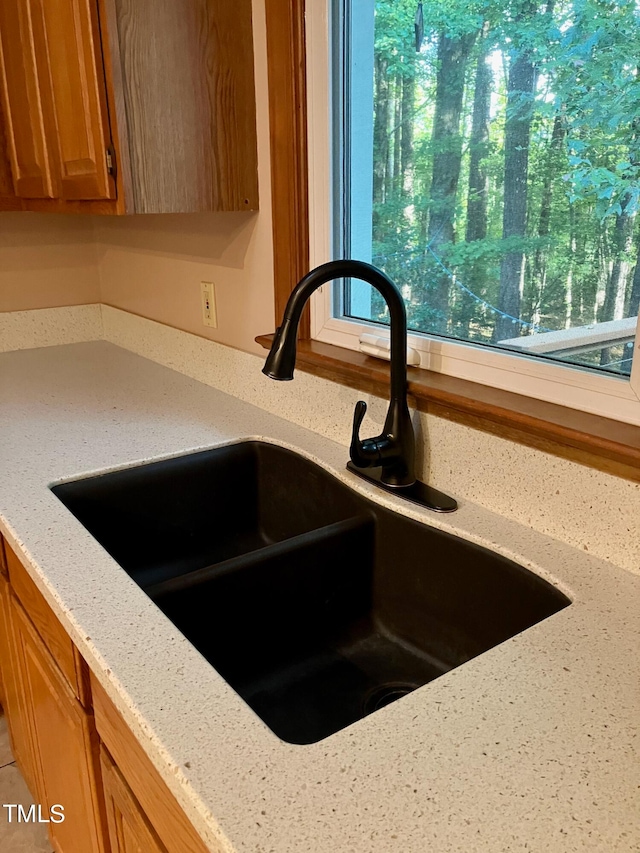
[5, 543, 84, 701]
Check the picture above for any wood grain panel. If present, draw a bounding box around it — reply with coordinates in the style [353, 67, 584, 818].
[5, 544, 83, 700]
[110, 0, 258, 213]
[256, 333, 640, 482]
[30, 0, 115, 200]
[265, 0, 310, 334]
[0, 0, 55, 198]
[91, 675, 214, 853]
[100, 746, 168, 853]
[205, 0, 259, 212]
[13, 599, 109, 853]
[97, 0, 134, 213]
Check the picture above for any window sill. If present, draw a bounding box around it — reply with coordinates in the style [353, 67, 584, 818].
[256, 333, 640, 482]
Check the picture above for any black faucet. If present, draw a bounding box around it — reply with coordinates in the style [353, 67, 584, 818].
[263, 260, 457, 512]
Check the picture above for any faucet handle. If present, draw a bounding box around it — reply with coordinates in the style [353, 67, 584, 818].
[350, 401, 380, 469]
[351, 400, 367, 441]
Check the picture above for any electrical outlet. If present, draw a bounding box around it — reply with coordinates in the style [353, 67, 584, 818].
[200, 281, 217, 328]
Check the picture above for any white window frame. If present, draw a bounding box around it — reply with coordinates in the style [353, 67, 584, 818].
[305, 1, 640, 427]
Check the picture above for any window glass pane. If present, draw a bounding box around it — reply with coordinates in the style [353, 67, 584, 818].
[336, 0, 639, 377]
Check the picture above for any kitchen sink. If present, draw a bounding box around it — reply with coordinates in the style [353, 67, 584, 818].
[52, 441, 571, 744]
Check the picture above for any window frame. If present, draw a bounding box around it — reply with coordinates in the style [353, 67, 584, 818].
[306, 0, 640, 427]
[262, 0, 640, 479]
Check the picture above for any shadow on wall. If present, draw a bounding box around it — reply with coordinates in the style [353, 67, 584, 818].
[0, 211, 95, 252]
[0, 213, 101, 311]
[93, 209, 273, 355]
[94, 211, 258, 269]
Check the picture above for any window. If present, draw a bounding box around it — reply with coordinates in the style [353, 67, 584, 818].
[307, 0, 640, 425]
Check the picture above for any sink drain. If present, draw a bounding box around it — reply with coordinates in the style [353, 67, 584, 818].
[362, 682, 418, 715]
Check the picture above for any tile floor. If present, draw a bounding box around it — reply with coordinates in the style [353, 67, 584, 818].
[0, 711, 53, 853]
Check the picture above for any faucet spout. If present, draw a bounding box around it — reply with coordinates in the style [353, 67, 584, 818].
[263, 260, 457, 511]
[264, 260, 414, 486]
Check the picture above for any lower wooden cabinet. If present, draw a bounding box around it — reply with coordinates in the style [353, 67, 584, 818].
[0, 536, 213, 853]
[91, 674, 210, 853]
[100, 745, 168, 853]
[0, 573, 40, 798]
[13, 599, 108, 852]
[0, 572, 108, 853]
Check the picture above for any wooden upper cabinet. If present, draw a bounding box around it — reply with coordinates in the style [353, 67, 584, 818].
[30, 0, 115, 200]
[0, 106, 19, 208]
[0, 0, 258, 214]
[0, 0, 55, 198]
[102, 0, 259, 213]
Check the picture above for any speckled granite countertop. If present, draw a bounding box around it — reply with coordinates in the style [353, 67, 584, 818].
[0, 341, 638, 853]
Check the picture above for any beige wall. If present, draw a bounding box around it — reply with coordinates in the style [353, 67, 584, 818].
[0, 213, 100, 312]
[0, 0, 274, 354]
[94, 207, 273, 355]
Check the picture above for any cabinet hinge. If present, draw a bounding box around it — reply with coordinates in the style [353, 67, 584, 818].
[106, 145, 116, 177]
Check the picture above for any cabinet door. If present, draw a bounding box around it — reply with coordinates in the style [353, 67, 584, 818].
[0, 544, 5, 705]
[0, 0, 55, 198]
[92, 676, 210, 853]
[11, 598, 108, 853]
[30, 0, 115, 200]
[0, 108, 20, 209]
[100, 746, 168, 853]
[0, 575, 41, 798]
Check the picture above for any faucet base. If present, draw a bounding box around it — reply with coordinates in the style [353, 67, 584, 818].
[346, 462, 457, 513]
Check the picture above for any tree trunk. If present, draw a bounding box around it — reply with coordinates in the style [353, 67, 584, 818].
[465, 29, 491, 244]
[373, 54, 390, 243]
[627, 230, 640, 319]
[456, 28, 492, 338]
[495, 47, 538, 342]
[392, 74, 402, 195]
[600, 195, 636, 365]
[427, 31, 477, 332]
[400, 65, 415, 198]
[532, 114, 566, 325]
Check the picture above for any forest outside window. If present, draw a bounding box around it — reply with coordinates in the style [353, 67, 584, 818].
[309, 0, 640, 424]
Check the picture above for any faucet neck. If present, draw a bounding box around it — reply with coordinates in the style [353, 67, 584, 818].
[264, 260, 414, 486]
[263, 259, 457, 511]
[267, 259, 408, 398]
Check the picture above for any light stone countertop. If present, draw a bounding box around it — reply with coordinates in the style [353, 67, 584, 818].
[0, 341, 638, 853]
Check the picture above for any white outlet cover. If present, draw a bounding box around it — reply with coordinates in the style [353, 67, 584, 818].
[201, 281, 217, 328]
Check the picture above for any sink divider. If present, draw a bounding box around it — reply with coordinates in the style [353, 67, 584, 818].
[145, 513, 375, 599]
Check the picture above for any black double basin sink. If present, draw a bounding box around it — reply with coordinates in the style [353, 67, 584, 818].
[52, 441, 570, 744]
